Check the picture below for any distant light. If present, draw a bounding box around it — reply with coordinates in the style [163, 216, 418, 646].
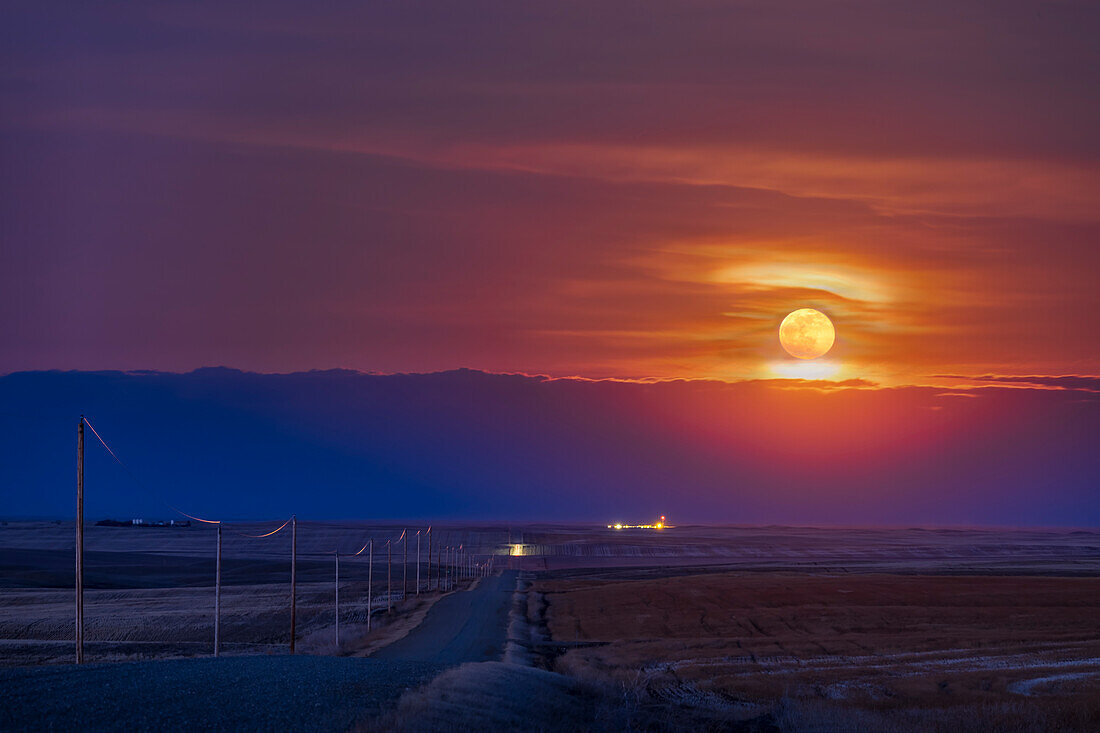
[607, 518, 671, 531]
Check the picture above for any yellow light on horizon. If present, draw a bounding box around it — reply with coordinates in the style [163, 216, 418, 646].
[769, 359, 841, 380]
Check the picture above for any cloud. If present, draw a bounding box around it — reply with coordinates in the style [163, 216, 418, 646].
[932, 375, 1100, 393]
[0, 1, 1097, 382]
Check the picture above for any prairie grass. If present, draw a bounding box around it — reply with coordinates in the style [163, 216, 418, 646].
[537, 571, 1100, 732]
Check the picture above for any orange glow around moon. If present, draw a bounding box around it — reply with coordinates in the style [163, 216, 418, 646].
[779, 308, 835, 359]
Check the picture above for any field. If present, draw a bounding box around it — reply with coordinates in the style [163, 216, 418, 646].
[525, 531, 1100, 731]
[0, 520, 497, 666]
[3, 520, 1099, 730]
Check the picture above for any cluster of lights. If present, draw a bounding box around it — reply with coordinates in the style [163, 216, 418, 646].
[608, 515, 668, 530]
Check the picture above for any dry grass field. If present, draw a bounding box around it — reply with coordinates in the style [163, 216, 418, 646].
[534, 570, 1100, 731]
[0, 520, 492, 666]
[4, 520, 1099, 730]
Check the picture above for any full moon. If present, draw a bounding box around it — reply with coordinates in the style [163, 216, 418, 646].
[779, 308, 835, 359]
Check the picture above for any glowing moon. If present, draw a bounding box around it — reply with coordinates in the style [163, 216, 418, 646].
[779, 308, 835, 359]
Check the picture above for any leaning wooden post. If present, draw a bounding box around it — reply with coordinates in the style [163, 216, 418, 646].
[290, 515, 297, 654]
[75, 416, 84, 665]
[416, 530, 421, 596]
[366, 539, 374, 631]
[214, 524, 222, 657]
[335, 551, 340, 650]
[387, 539, 392, 612]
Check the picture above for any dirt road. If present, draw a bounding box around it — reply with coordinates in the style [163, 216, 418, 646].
[371, 570, 517, 664]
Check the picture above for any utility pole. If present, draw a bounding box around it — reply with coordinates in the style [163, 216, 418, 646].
[215, 524, 222, 657]
[416, 530, 421, 596]
[402, 528, 408, 601]
[334, 551, 340, 650]
[290, 515, 297, 654]
[75, 416, 84, 665]
[426, 528, 432, 591]
[366, 539, 373, 631]
[387, 539, 392, 612]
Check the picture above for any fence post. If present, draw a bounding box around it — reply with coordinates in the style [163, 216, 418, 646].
[367, 539, 373, 631]
[215, 524, 222, 657]
[335, 552, 340, 650]
[75, 416, 84, 665]
[290, 515, 297, 654]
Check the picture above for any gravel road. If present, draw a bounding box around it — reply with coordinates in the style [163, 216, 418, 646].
[1, 572, 516, 730]
[0, 655, 441, 731]
[371, 570, 517, 664]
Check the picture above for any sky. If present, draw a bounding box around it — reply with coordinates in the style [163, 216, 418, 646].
[2, 369, 1097, 525]
[2, 0, 1098, 383]
[0, 2, 1097, 524]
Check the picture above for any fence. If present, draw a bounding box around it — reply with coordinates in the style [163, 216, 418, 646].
[0, 416, 501, 665]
